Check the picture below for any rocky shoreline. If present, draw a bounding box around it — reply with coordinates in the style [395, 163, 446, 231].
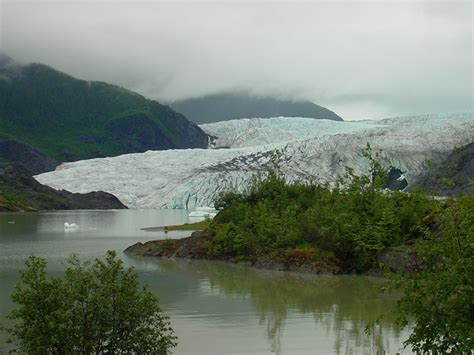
[126, 231, 343, 275]
[125, 231, 418, 276]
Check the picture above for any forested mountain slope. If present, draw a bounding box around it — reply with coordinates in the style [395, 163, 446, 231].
[0, 55, 209, 172]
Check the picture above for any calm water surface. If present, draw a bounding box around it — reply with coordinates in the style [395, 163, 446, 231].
[0, 210, 412, 354]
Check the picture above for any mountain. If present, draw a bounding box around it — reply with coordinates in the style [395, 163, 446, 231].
[0, 165, 126, 212]
[0, 55, 209, 172]
[170, 92, 343, 124]
[36, 113, 473, 209]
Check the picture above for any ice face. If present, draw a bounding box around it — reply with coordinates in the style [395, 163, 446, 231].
[36, 114, 474, 209]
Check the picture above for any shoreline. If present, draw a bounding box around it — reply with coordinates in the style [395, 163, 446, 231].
[141, 220, 211, 232]
[125, 231, 392, 276]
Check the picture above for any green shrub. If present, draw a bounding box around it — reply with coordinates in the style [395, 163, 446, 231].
[208, 145, 439, 272]
[6, 251, 176, 354]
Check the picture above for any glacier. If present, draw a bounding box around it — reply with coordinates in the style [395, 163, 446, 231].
[36, 113, 474, 209]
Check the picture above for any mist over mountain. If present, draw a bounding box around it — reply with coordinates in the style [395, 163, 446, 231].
[170, 93, 343, 124]
[0, 55, 209, 173]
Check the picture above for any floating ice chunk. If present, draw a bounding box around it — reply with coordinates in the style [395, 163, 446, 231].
[188, 210, 217, 219]
[189, 207, 218, 219]
[195, 206, 218, 212]
[64, 222, 79, 231]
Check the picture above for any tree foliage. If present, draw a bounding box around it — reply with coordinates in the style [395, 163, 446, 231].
[211, 145, 436, 271]
[388, 195, 474, 353]
[6, 251, 176, 354]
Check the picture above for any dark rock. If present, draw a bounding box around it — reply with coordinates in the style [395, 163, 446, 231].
[149, 101, 210, 149]
[125, 231, 213, 259]
[0, 139, 58, 175]
[412, 142, 474, 195]
[373, 243, 421, 275]
[0, 165, 127, 211]
[125, 232, 342, 275]
[107, 113, 175, 153]
[385, 167, 408, 191]
[60, 148, 81, 162]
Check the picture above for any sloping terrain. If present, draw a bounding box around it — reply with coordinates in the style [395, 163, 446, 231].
[0, 166, 126, 211]
[0, 55, 209, 172]
[36, 113, 474, 209]
[0, 139, 58, 175]
[170, 92, 343, 124]
[412, 142, 473, 195]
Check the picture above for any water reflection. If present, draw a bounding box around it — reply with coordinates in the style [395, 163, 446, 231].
[1, 210, 411, 354]
[150, 258, 407, 355]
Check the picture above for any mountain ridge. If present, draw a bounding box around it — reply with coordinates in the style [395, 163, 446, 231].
[170, 92, 343, 124]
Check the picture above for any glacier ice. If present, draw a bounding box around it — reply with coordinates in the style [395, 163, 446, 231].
[201, 116, 381, 148]
[36, 113, 474, 209]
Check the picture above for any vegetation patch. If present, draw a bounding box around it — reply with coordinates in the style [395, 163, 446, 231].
[5, 251, 176, 354]
[205, 146, 438, 273]
[142, 219, 212, 232]
[0, 61, 209, 168]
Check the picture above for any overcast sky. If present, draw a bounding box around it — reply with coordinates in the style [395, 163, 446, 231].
[1, 0, 472, 120]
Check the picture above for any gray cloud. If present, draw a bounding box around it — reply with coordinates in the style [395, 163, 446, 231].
[1, 0, 472, 120]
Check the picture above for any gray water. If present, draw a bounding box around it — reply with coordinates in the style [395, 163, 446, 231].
[0, 210, 412, 354]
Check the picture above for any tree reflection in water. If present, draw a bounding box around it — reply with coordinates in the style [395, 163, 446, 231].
[155, 258, 406, 354]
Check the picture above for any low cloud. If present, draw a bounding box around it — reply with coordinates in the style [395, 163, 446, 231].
[1, 0, 472, 120]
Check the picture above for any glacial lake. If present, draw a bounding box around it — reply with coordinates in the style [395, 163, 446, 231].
[0, 210, 412, 354]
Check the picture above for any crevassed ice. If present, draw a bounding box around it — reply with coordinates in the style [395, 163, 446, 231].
[36, 114, 474, 209]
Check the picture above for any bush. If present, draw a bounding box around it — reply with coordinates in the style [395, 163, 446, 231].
[207, 146, 438, 271]
[6, 251, 176, 354]
[388, 196, 474, 353]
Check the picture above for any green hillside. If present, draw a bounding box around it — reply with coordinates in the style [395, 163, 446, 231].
[0, 55, 209, 169]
